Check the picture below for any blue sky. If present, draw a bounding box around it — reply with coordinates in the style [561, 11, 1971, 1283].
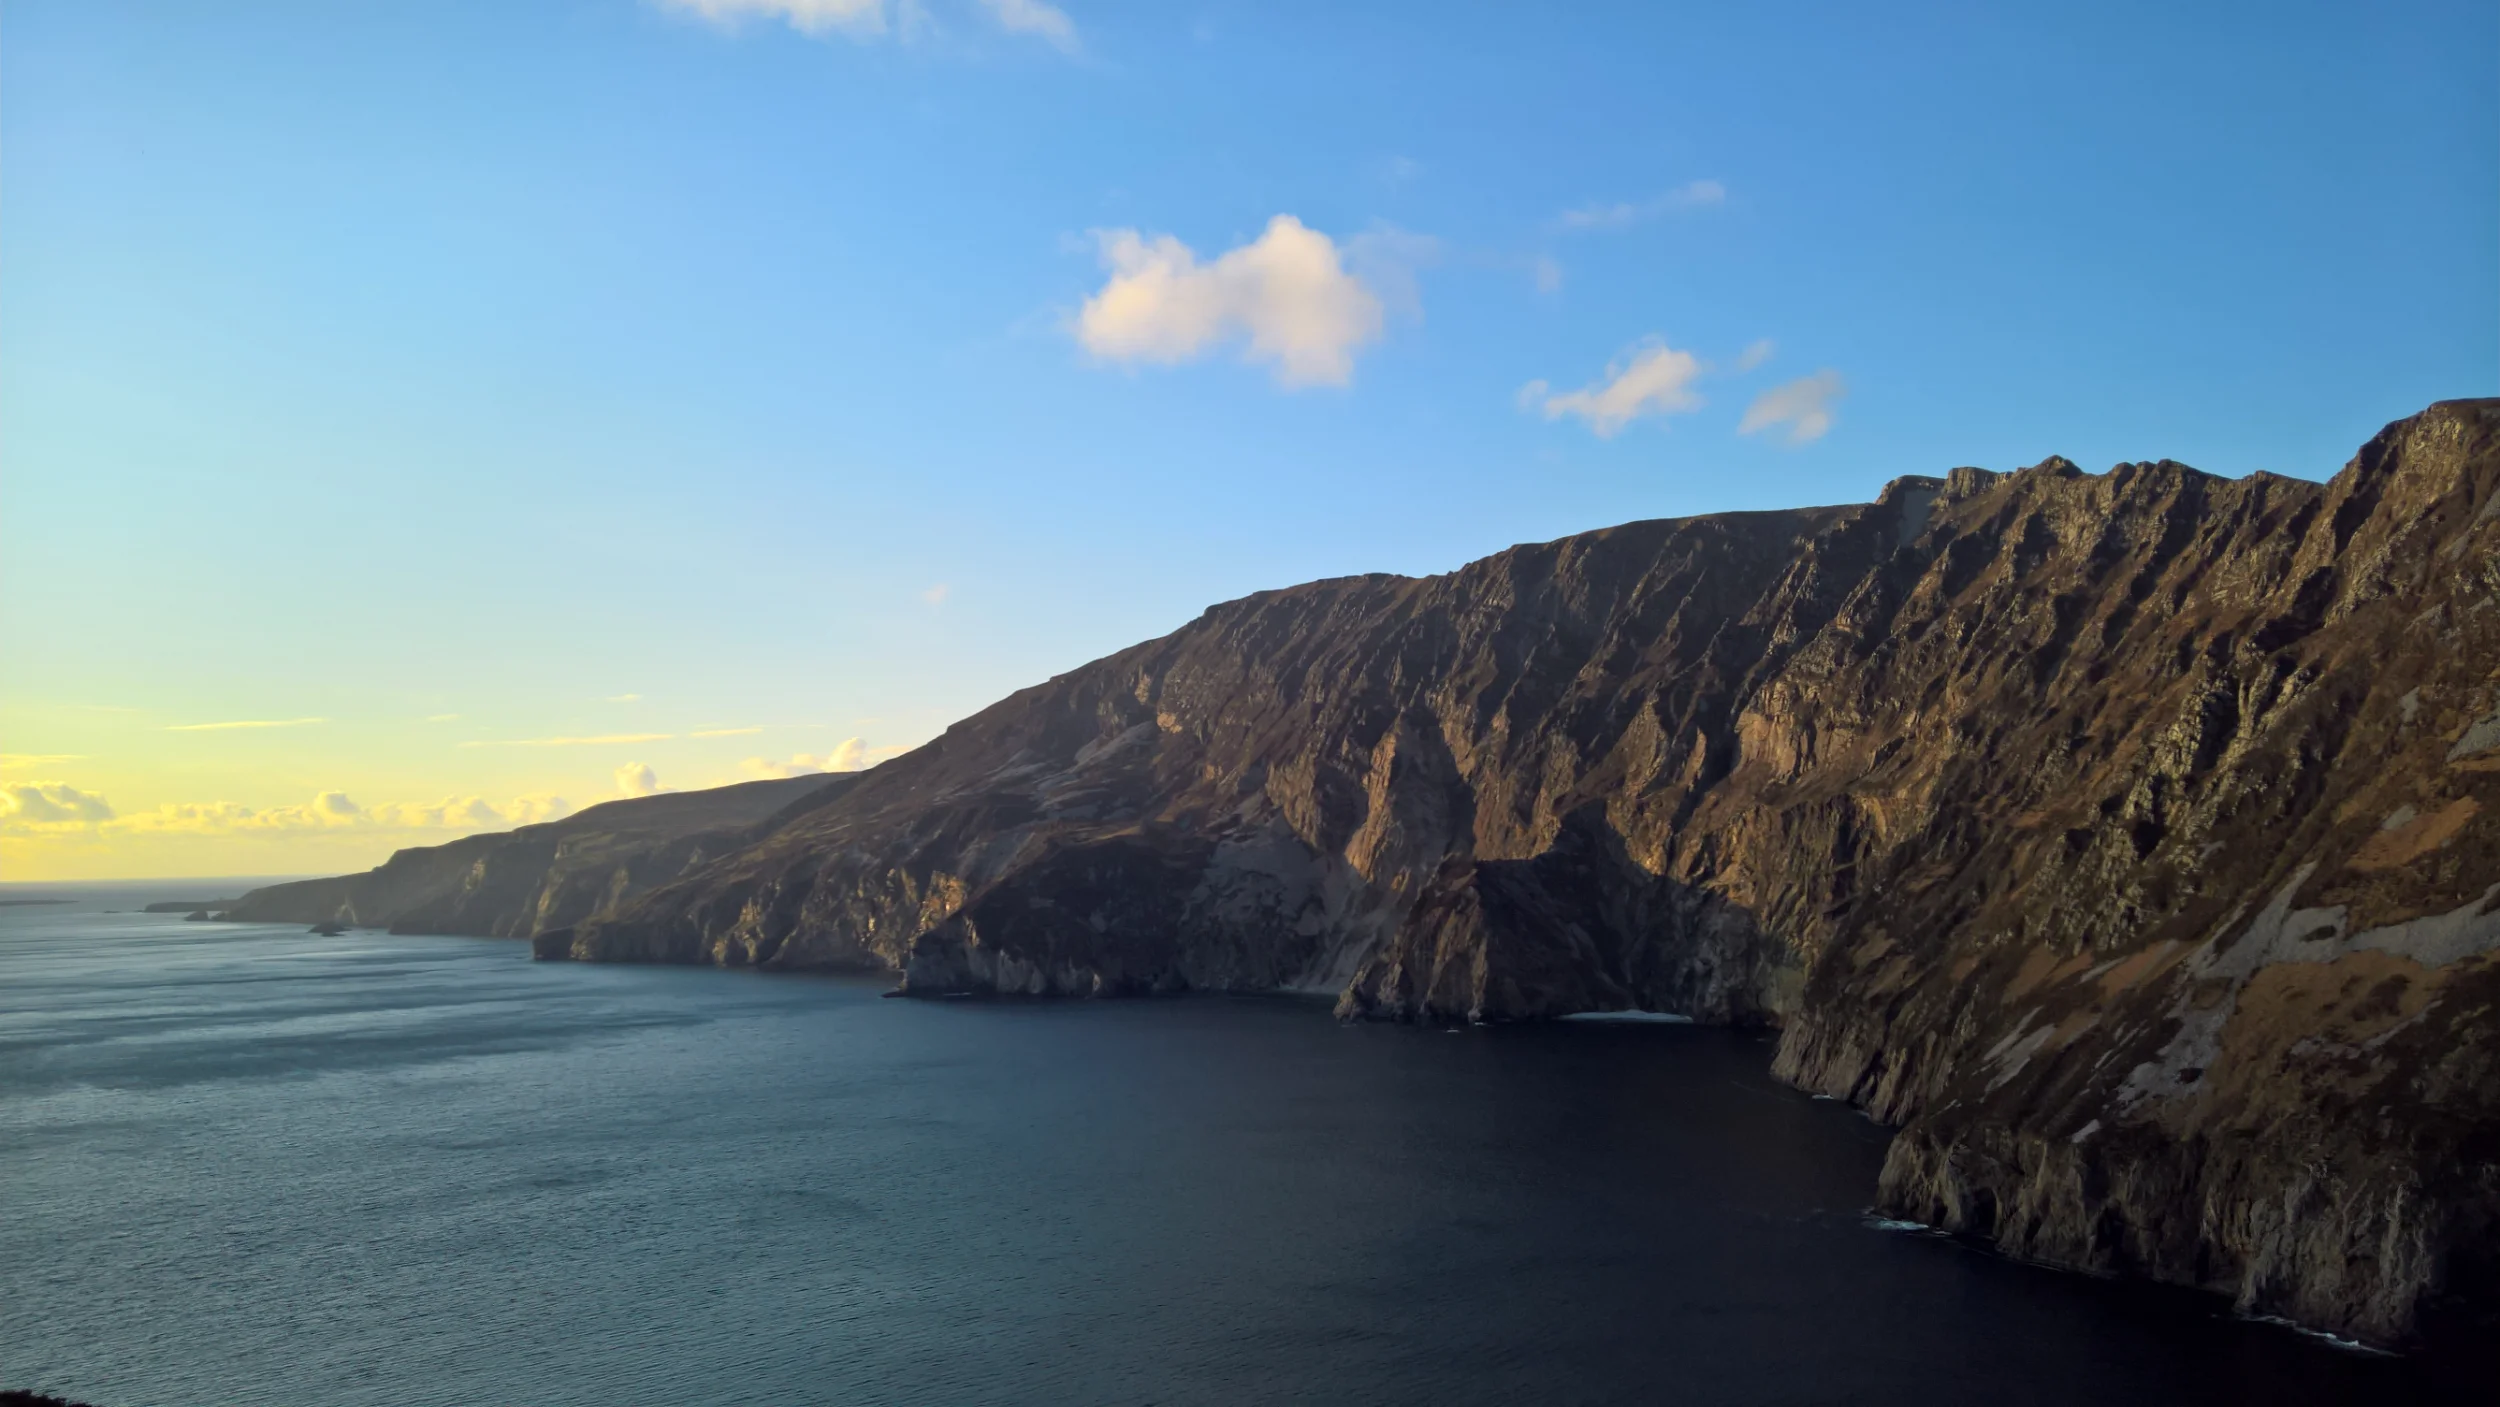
[4, 0, 2494, 877]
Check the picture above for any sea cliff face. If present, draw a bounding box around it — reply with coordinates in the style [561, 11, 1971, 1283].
[548, 495, 1869, 1013]
[241, 399, 2500, 1347]
[222, 774, 846, 936]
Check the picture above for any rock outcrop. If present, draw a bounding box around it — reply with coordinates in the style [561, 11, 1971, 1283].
[253, 399, 2500, 1348]
[223, 774, 847, 936]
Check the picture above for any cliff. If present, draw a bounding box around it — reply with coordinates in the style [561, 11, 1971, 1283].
[274, 399, 2500, 1348]
[223, 774, 848, 936]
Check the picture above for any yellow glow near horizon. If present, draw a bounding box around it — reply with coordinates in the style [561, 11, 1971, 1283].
[0, 701, 905, 882]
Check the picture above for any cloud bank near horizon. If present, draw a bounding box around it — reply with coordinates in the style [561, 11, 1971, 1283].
[743, 736, 884, 778]
[1, 781, 573, 837]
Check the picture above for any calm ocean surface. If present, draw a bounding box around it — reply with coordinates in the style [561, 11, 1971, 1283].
[0, 886, 2467, 1406]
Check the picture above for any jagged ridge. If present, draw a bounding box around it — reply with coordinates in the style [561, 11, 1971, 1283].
[250, 399, 2500, 1348]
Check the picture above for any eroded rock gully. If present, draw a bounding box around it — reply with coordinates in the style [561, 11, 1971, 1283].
[240, 399, 2500, 1347]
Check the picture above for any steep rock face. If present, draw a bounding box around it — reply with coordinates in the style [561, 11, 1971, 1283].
[224, 774, 846, 936]
[1758, 402, 2500, 1346]
[508, 401, 2500, 1344]
[550, 498, 1905, 1019]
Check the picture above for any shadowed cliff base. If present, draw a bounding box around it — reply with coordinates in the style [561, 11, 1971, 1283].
[240, 399, 2500, 1351]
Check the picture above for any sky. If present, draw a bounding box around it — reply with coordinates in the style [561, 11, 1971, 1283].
[3, 0, 2494, 881]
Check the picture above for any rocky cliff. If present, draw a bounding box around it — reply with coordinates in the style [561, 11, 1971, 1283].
[274, 400, 2500, 1349]
[224, 774, 847, 936]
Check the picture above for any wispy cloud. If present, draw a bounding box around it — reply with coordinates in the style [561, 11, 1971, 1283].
[976, 0, 1078, 51]
[1519, 339, 1707, 437]
[0, 754, 86, 771]
[1739, 371, 1847, 445]
[659, 0, 1078, 49]
[1736, 338, 1776, 372]
[1075, 215, 1389, 388]
[1342, 223, 1439, 322]
[605, 693, 643, 704]
[922, 583, 951, 606]
[1553, 179, 1726, 233]
[659, 0, 890, 38]
[459, 733, 674, 748]
[691, 726, 765, 738]
[165, 717, 328, 732]
[425, 713, 462, 724]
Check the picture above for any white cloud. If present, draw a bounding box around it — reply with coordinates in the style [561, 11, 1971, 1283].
[977, 0, 1077, 51]
[1523, 339, 1707, 437]
[742, 737, 872, 779]
[1736, 338, 1776, 372]
[164, 717, 327, 732]
[616, 763, 666, 798]
[1075, 215, 1388, 388]
[1739, 371, 1847, 445]
[1554, 180, 1726, 233]
[1530, 255, 1564, 295]
[0, 782, 116, 830]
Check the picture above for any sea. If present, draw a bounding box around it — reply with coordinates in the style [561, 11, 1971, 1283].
[0, 884, 2474, 1406]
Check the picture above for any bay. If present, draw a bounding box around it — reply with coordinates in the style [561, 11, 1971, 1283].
[0, 888, 2457, 1405]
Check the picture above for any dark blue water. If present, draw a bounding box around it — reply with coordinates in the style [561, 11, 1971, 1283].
[0, 888, 2461, 1405]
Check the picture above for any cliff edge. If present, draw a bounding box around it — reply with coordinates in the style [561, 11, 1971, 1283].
[224, 773, 849, 937]
[259, 400, 2500, 1348]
